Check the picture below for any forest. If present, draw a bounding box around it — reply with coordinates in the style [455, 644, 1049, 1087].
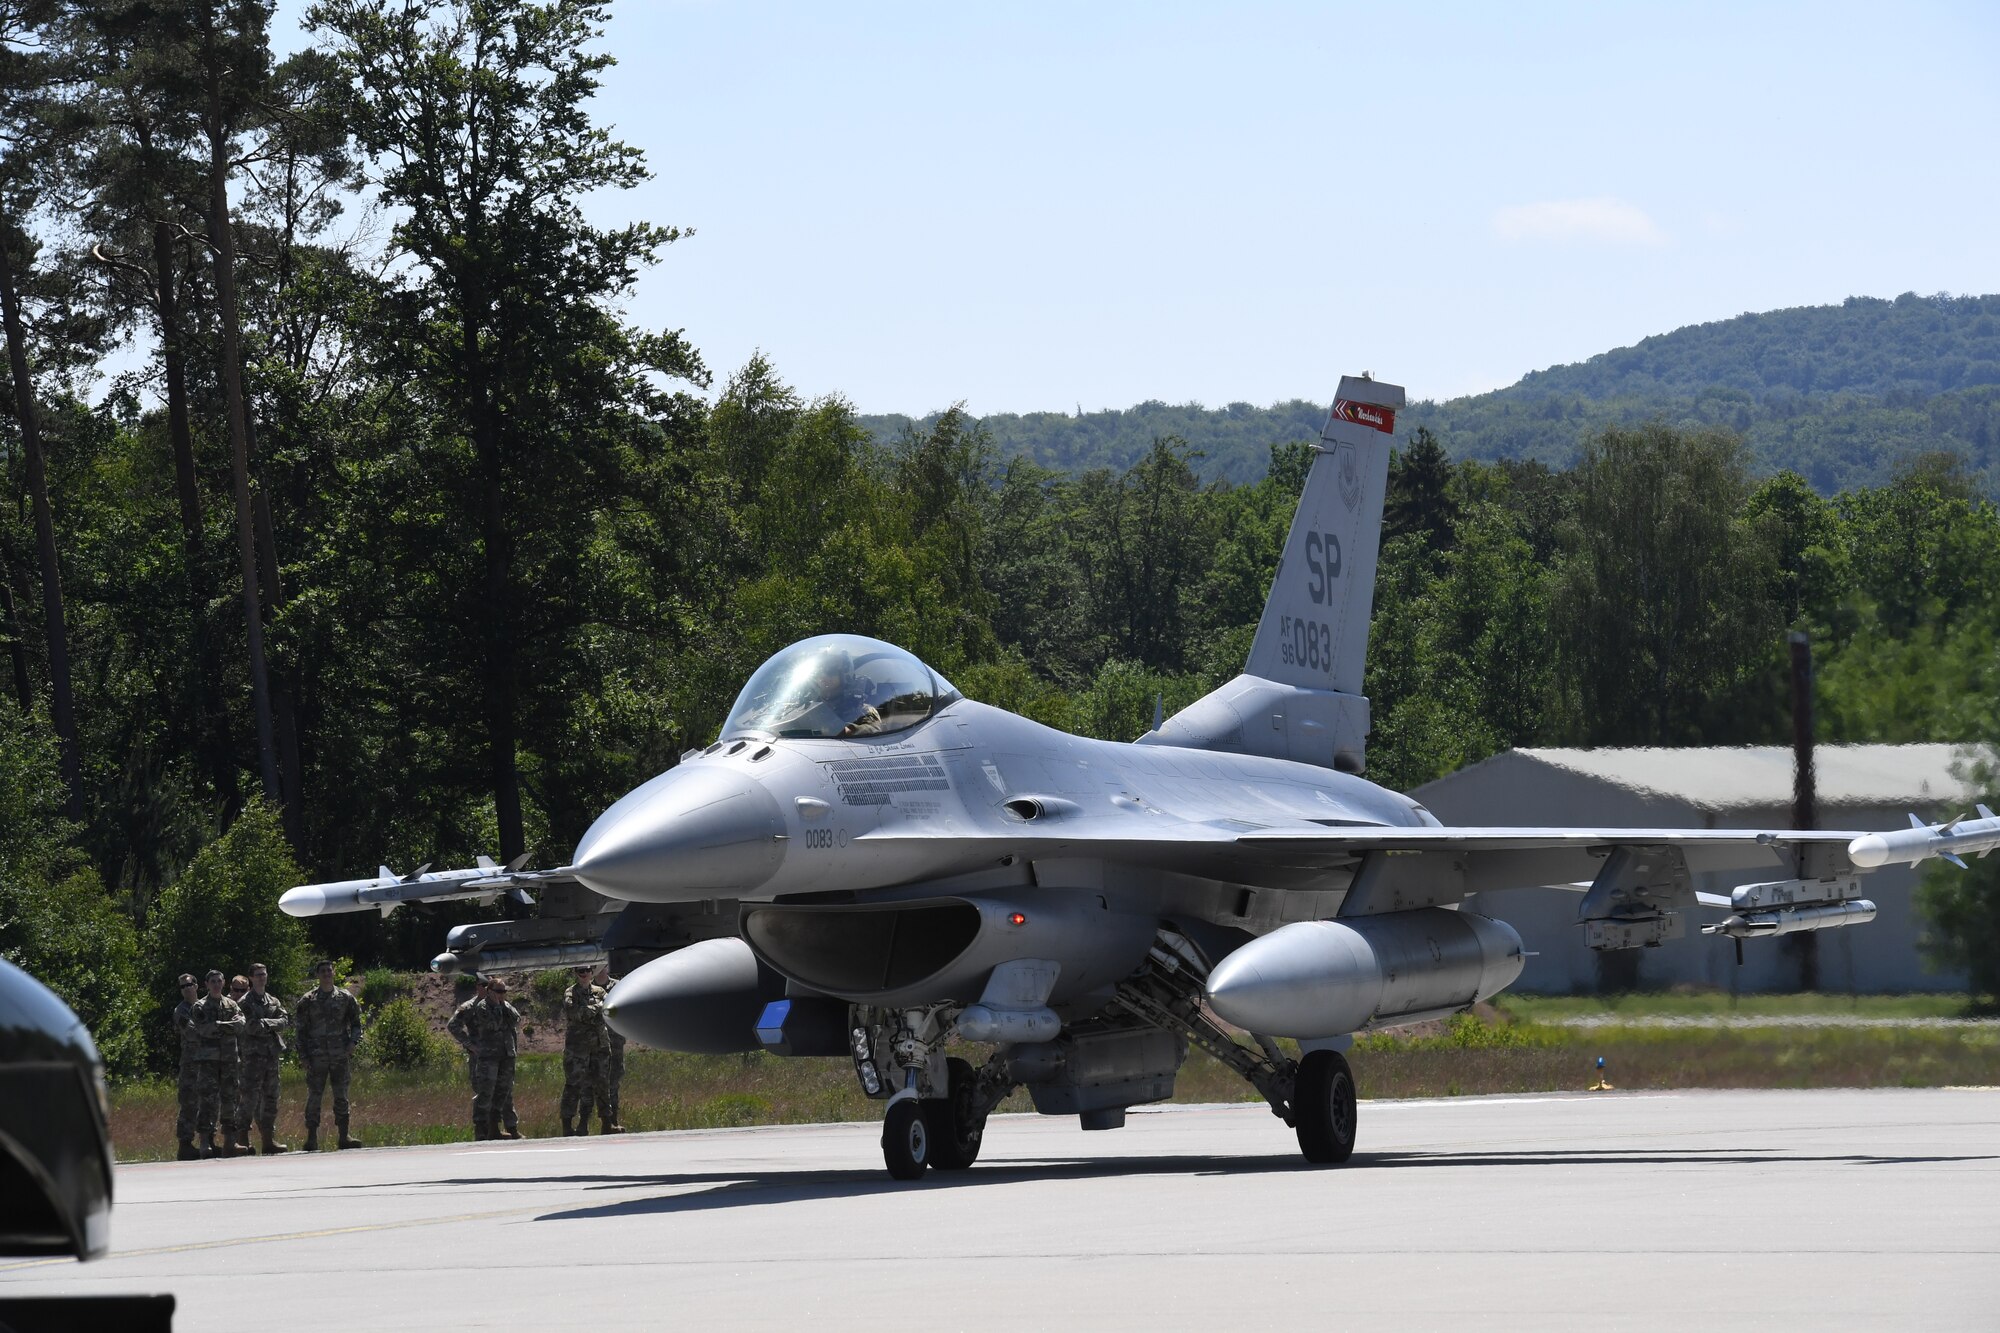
[1, 1, 1996, 1076]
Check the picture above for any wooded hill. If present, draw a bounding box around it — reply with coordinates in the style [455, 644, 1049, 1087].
[863, 293, 2000, 492]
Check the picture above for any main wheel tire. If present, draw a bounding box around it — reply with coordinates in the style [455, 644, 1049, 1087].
[882, 1098, 930, 1180]
[1294, 1049, 1358, 1165]
[924, 1056, 985, 1171]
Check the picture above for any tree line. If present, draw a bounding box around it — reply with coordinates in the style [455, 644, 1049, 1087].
[2, 2, 1997, 1076]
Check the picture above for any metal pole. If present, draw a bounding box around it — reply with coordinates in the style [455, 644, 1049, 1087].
[1789, 631, 1819, 992]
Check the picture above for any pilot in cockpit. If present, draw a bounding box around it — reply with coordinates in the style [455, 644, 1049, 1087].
[812, 650, 883, 737]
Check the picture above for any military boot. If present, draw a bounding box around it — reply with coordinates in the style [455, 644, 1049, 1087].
[260, 1124, 290, 1154]
[220, 1135, 240, 1159]
[600, 1114, 621, 1134]
[201, 1133, 219, 1158]
[498, 1125, 522, 1140]
[303, 1126, 319, 1152]
[176, 1139, 200, 1162]
[336, 1118, 363, 1149]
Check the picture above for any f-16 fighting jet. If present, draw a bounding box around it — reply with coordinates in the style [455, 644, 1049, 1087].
[283, 375, 2000, 1179]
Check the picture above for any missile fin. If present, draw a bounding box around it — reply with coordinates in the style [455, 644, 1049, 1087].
[1941, 812, 1966, 833]
[476, 855, 497, 870]
[507, 852, 532, 872]
[509, 888, 537, 908]
[1944, 853, 1969, 870]
[378, 901, 399, 918]
[379, 865, 396, 880]
[1908, 813, 1927, 829]
[408, 862, 432, 880]
[1980, 804, 1996, 821]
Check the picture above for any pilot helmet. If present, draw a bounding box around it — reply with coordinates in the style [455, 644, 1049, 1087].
[813, 648, 855, 693]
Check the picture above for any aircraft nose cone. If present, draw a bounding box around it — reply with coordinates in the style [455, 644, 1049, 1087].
[572, 763, 787, 900]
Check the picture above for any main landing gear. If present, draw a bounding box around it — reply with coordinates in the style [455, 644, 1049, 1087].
[1115, 927, 1361, 1166]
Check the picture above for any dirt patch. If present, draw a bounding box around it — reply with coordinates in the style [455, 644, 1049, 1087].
[396, 971, 571, 1054]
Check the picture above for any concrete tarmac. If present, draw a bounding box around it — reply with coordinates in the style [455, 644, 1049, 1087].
[4, 1088, 1997, 1330]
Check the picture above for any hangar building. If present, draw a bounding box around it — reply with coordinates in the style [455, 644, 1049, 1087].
[1410, 744, 1988, 994]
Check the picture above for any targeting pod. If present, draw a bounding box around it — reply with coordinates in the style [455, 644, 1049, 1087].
[1703, 898, 1877, 940]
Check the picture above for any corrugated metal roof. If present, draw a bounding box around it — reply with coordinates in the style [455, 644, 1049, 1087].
[1432, 743, 1993, 812]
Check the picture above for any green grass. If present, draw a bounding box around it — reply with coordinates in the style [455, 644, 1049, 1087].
[1495, 991, 1979, 1022]
[109, 1004, 2000, 1163]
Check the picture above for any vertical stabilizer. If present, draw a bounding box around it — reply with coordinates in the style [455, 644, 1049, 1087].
[1142, 376, 1403, 774]
[1245, 376, 1402, 693]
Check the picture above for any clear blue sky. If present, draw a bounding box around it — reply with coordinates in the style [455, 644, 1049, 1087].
[278, 1, 2000, 415]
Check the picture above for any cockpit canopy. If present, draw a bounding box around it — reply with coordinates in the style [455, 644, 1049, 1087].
[722, 635, 957, 741]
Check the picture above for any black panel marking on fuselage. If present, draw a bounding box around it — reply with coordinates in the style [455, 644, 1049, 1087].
[827, 755, 952, 806]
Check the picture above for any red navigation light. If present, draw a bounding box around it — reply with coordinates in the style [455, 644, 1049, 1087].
[1008, 912, 1027, 927]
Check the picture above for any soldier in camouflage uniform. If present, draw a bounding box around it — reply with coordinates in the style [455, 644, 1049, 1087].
[595, 964, 626, 1132]
[238, 963, 291, 1154]
[190, 970, 246, 1157]
[560, 966, 611, 1135]
[447, 976, 520, 1140]
[172, 975, 201, 1160]
[223, 975, 251, 1151]
[295, 959, 364, 1151]
[450, 975, 520, 1140]
[449, 974, 489, 1083]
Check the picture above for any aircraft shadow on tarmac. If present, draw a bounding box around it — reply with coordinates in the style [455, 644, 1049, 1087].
[390, 1145, 1998, 1222]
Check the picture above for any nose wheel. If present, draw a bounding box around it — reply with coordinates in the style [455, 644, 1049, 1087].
[922, 1056, 985, 1170]
[882, 1099, 931, 1179]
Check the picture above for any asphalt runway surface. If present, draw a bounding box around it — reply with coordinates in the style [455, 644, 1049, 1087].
[4, 1088, 1997, 1330]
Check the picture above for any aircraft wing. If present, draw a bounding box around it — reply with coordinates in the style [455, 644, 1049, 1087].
[862, 817, 1867, 884]
[853, 811, 1982, 933]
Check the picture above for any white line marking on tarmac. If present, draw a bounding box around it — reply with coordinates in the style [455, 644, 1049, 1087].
[452, 1146, 587, 1155]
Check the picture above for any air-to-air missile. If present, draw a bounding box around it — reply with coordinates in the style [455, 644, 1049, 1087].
[1847, 805, 2000, 869]
[278, 855, 540, 919]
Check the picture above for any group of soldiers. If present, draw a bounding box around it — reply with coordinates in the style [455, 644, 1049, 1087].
[443, 963, 627, 1139]
[173, 958, 630, 1157]
[172, 959, 363, 1160]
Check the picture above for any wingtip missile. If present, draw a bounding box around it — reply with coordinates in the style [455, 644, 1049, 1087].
[1849, 810, 2000, 869]
[280, 857, 565, 918]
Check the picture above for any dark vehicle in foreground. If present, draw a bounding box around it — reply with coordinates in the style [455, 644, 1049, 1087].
[0, 958, 112, 1260]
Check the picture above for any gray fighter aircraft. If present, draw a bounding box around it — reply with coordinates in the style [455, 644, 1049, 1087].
[283, 374, 2000, 1179]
